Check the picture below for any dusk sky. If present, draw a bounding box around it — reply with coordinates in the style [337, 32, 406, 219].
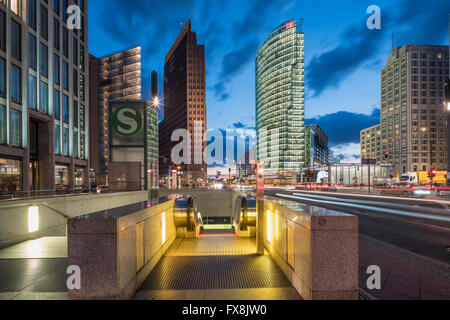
[88, 0, 450, 164]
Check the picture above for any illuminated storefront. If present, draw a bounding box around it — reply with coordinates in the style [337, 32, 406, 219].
[0, 158, 22, 192]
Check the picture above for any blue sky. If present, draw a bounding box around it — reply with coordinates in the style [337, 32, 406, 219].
[88, 0, 450, 163]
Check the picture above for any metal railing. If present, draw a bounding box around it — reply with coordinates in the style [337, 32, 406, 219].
[0, 187, 103, 202]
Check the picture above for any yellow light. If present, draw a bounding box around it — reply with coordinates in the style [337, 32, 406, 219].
[161, 212, 166, 245]
[447, 102, 450, 111]
[266, 210, 272, 243]
[28, 206, 39, 233]
[275, 212, 279, 241]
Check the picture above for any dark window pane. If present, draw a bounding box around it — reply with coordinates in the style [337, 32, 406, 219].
[40, 5, 48, 39]
[11, 20, 21, 60]
[0, 10, 5, 52]
[28, 34, 37, 70]
[0, 58, 5, 97]
[53, 90, 60, 120]
[11, 65, 21, 103]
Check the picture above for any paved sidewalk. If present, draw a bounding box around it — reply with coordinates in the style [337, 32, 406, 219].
[359, 236, 450, 300]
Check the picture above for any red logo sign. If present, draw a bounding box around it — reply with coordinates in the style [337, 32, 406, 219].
[285, 21, 295, 30]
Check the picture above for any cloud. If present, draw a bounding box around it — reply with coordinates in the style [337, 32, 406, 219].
[306, 108, 380, 146]
[307, 0, 450, 98]
[331, 143, 361, 164]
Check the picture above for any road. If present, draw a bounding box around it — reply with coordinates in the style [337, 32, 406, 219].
[265, 189, 450, 264]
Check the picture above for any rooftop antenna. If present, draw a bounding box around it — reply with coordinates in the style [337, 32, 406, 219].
[392, 31, 395, 51]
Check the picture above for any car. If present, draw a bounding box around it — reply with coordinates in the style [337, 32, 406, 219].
[380, 184, 414, 197]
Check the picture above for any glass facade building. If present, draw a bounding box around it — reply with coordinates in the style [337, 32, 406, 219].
[0, 0, 89, 194]
[89, 46, 141, 185]
[256, 19, 305, 175]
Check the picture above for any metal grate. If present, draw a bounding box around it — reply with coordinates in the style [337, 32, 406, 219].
[166, 237, 257, 257]
[139, 255, 292, 291]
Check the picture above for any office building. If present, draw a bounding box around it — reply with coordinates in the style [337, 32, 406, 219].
[305, 124, 329, 167]
[256, 19, 306, 175]
[361, 45, 449, 174]
[159, 19, 207, 187]
[89, 46, 141, 185]
[0, 0, 89, 194]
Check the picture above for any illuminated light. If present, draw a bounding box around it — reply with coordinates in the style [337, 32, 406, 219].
[162, 212, 166, 245]
[267, 210, 272, 243]
[447, 102, 450, 111]
[275, 212, 279, 241]
[28, 207, 39, 233]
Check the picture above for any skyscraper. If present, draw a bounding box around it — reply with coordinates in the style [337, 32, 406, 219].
[256, 19, 305, 176]
[0, 0, 89, 194]
[361, 45, 449, 174]
[89, 46, 141, 185]
[159, 19, 207, 187]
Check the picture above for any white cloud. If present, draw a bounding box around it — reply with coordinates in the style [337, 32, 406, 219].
[331, 143, 361, 164]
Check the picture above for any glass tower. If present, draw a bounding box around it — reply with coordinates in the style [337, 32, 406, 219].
[256, 19, 305, 176]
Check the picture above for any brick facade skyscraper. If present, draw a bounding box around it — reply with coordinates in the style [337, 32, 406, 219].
[159, 20, 207, 187]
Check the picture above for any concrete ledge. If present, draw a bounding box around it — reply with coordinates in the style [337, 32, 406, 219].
[264, 198, 359, 300]
[0, 191, 148, 249]
[68, 199, 177, 300]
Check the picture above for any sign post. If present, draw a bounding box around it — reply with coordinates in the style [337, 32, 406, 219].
[256, 161, 265, 256]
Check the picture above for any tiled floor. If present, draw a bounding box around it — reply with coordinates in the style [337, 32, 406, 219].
[0, 237, 68, 300]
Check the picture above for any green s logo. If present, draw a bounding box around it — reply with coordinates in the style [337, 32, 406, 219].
[112, 106, 143, 136]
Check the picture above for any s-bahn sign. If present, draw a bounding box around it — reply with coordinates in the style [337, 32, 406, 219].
[109, 101, 145, 146]
[112, 106, 143, 136]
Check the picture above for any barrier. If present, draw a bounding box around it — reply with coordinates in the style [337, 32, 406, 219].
[68, 196, 181, 300]
[0, 191, 148, 249]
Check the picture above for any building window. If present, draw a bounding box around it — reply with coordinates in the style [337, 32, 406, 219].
[73, 69, 78, 96]
[11, 110, 21, 147]
[11, 19, 21, 60]
[11, 65, 21, 103]
[62, 94, 68, 122]
[0, 58, 5, 97]
[73, 37, 78, 65]
[63, 128, 69, 156]
[62, 0, 68, 21]
[53, 89, 60, 119]
[27, 0, 37, 30]
[0, 158, 22, 192]
[79, 74, 85, 101]
[40, 82, 48, 114]
[73, 133, 79, 159]
[0, 10, 5, 52]
[40, 4, 48, 40]
[28, 34, 37, 70]
[54, 54, 60, 84]
[55, 164, 68, 188]
[80, 134, 85, 159]
[53, 18, 60, 50]
[62, 27, 68, 57]
[54, 0, 59, 15]
[11, 0, 22, 17]
[73, 100, 78, 128]
[54, 125, 61, 154]
[0, 105, 5, 144]
[80, 45, 84, 70]
[40, 43, 48, 77]
[28, 75, 37, 110]
[62, 61, 68, 89]
[79, 105, 85, 131]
